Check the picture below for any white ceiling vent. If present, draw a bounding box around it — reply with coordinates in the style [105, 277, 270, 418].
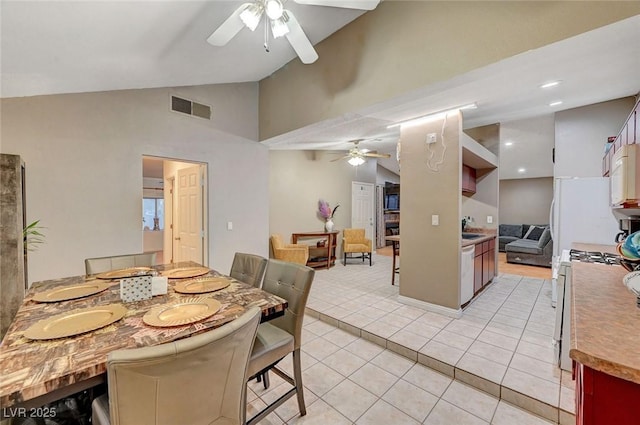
[170, 95, 211, 120]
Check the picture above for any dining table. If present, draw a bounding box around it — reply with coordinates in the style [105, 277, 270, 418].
[0, 261, 288, 415]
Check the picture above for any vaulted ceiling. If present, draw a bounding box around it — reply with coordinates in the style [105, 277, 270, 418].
[2, 2, 639, 179]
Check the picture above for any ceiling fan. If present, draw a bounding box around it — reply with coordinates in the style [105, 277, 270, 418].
[331, 139, 391, 166]
[206, 0, 381, 64]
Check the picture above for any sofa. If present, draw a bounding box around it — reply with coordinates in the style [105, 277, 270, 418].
[498, 224, 546, 252]
[504, 225, 553, 268]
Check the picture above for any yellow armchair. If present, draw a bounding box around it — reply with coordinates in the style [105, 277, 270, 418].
[270, 234, 309, 265]
[342, 228, 372, 266]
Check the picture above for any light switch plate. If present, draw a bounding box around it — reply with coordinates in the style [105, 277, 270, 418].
[487, 215, 493, 224]
[431, 215, 439, 226]
[227, 221, 233, 230]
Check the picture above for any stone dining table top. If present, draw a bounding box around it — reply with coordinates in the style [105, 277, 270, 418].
[0, 262, 287, 410]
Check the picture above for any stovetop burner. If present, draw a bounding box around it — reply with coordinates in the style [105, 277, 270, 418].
[569, 249, 621, 265]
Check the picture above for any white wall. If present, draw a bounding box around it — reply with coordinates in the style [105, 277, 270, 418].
[1, 83, 268, 284]
[555, 97, 636, 177]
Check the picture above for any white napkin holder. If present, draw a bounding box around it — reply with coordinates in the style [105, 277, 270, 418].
[120, 276, 152, 302]
[151, 276, 168, 296]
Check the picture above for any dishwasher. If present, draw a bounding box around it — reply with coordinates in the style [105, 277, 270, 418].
[461, 245, 475, 304]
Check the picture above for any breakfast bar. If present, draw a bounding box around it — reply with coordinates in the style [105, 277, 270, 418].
[0, 262, 287, 412]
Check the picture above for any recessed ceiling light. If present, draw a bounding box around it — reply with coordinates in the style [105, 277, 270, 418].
[549, 101, 563, 107]
[505, 142, 513, 146]
[518, 168, 526, 173]
[541, 81, 561, 89]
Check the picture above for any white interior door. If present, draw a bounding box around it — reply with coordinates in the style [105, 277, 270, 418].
[352, 182, 375, 240]
[175, 165, 203, 264]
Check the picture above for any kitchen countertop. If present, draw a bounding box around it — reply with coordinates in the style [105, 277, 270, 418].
[570, 259, 640, 384]
[461, 234, 496, 247]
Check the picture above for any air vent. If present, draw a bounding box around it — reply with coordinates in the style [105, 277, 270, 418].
[170, 95, 211, 120]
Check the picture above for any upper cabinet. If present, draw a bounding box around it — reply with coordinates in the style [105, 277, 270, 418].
[461, 133, 498, 196]
[603, 97, 640, 177]
[462, 165, 477, 195]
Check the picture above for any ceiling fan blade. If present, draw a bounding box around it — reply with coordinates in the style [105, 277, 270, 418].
[330, 155, 350, 162]
[284, 11, 319, 64]
[294, 0, 381, 10]
[206, 3, 250, 46]
[363, 152, 391, 158]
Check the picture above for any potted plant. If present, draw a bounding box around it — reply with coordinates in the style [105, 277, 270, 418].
[23, 220, 45, 253]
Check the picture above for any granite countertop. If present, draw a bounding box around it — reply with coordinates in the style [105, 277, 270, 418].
[461, 234, 496, 247]
[570, 260, 640, 384]
[0, 262, 288, 408]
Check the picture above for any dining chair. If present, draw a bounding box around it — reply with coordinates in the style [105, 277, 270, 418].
[270, 234, 309, 265]
[343, 228, 372, 266]
[246, 259, 315, 425]
[91, 306, 261, 425]
[392, 240, 400, 286]
[229, 252, 268, 288]
[84, 252, 157, 275]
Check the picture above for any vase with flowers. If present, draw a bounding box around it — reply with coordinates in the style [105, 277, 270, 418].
[318, 199, 339, 232]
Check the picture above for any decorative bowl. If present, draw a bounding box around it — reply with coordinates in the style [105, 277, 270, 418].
[623, 231, 640, 257]
[616, 243, 640, 261]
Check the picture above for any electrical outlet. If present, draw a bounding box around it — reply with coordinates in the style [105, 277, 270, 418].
[487, 215, 493, 224]
[432, 215, 439, 226]
[426, 133, 437, 144]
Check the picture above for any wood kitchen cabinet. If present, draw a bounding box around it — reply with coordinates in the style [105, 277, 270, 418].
[473, 237, 495, 294]
[575, 362, 640, 425]
[603, 97, 640, 176]
[462, 165, 476, 195]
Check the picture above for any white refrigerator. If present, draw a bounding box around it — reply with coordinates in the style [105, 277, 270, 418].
[550, 177, 619, 304]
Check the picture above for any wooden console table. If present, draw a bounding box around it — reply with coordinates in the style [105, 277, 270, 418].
[292, 231, 339, 269]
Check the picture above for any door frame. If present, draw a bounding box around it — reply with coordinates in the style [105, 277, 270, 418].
[142, 155, 208, 266]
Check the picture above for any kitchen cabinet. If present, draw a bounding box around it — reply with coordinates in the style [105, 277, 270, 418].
[473, 237, 495, 294]
[574, 362, 640, 425]
[462, 165, 476, 195]
[603, 97, 640, 177]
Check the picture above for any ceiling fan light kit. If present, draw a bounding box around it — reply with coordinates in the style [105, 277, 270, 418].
[271, 15, 290, 38]
[348, 156, 366, 166]
[330, 139, 391, 167]
[239, 3, 264, 31]
[207, 0, 381, 65]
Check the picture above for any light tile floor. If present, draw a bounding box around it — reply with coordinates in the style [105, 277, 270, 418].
[249, 253, 576, 424]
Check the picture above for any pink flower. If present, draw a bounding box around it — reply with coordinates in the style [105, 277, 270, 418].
[318, 199, 332, 219]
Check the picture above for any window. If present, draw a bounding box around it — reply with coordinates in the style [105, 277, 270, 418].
[143, 198, 164, 230]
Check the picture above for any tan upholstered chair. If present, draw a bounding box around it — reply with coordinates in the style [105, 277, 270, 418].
[246, 259, 315, 425]
[229, 252, 268, 288]
[270, 234, 309, 265]
[91, 307, 261, 425]
[85, 252, 157, 275]
[342, 228, 372, 266]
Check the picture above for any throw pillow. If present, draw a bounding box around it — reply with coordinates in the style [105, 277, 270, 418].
[537, 228, 552, 248]
[525, 226, 545, 241]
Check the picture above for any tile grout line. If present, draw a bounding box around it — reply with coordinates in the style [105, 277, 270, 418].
[305, 277, 568, 424]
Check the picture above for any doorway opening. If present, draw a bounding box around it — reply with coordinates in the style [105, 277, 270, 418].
[142, 156, 208, 265]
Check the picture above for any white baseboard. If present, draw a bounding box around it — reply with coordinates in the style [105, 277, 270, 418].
[398, 295, 462, 319]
